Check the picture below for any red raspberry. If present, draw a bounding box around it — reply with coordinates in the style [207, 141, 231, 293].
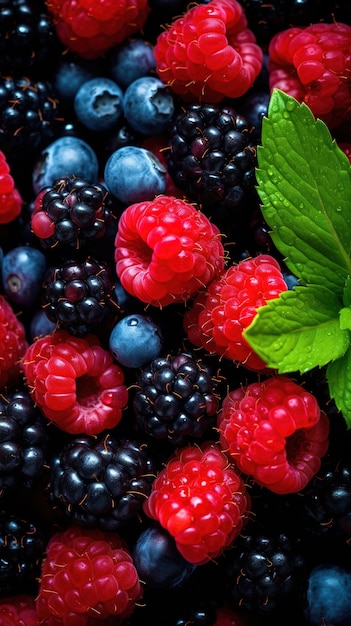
[0, 595, 39, 626]
[22, 330, 128, 435]
[268, 21, 351, 128]
[183, 254, 287, 371]
[217, 375, 330, 494]
[143, 441, 251, 565]
[46, 0, 150, 60]
[154, 0, 263, 102]
[0, 151, 23, 224]
[114, 195, 225, 307]
[0, 295, 28, 390]
[36, 525, 141, 625]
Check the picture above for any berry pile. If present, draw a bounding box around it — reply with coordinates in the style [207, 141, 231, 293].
[0, 1, 351, 625]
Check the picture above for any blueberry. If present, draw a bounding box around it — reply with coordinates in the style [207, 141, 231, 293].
[104, 145, 166, 204]
[1, 245, 47, 307]
[74, 77, 124, 132]
[132, 524, 196, 589]
[304, 563, 351, 625]
[123, 76, 175, 135]
[109, 313, 164, 368]
[53, 58, 102, 109]
[29, 309, 56, 341]
[108, 39, 156, 90]
[32, 136, 99, 195]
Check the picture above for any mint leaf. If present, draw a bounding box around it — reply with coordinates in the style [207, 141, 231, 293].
[343, 275, 351, 307]
[256, 89, 351, 292]
[244, 285, 350, 373]
[327, 347, 351, 428]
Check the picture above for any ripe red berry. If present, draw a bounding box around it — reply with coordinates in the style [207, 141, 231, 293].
[154, 0, 263, 102]
[46, 0, 150, 60]
[0, 595, 39, 626]
[0, 151, 23, 224]
[114, 195, 225, 307]
[0, 295, 28, 390]
[36, 525, 141, 625]
[22, 330, 128, 435]
[217, 375, 330, 494]
[143, 441, 251, 565]
[183, 254, 288, 371]
[268, 21, 351, 128]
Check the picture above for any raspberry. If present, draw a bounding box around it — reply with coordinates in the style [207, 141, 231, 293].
[114, 195, 225, 307]
[154, 0, 263, 102]
[143, 441, 251, 565]
[183, 254, 287, 371]
[36, 525, 141, 625]
[0, 151, 23, 224]
[0, 296, 28, 390]
[217, 375, 330, 494]
[268, 21, 351, 128]
[0, 595, 39, 626]
[22, 329, 128, 435]
[46, 0, 150, 60]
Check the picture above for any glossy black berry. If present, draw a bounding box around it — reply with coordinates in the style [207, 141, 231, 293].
[0, 390, 48, 496]
[166, 103, 258, 230]
[48, 434, 156, 531]
[0, 0, 61, 79]
[34, 176, 115, 251]
[42, 254, 118, 336]
[133, 352, 220, 446]
[0, 75, 62, 170]
[0, 511, 44, 597]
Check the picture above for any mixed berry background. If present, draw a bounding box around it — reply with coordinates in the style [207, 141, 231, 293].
[0, 1, 351, 625]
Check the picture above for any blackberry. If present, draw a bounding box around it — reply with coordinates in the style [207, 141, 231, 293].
[132, 352, 220, 446]
[0, 75, 62, 171]
[300, 457, 351, 540]
[0, 510, 44, 597]
[48, 433, 156, 531]
[32, 176, 115, 251]
[0, 389, 48, 496]
[166, 103, 258, 233]
[0, 1, 61, 79]
[224, 522, 305, 616]
[42, 254, 118, 336]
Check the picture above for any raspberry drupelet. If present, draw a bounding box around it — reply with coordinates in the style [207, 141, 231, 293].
[0, 151, 23, 224]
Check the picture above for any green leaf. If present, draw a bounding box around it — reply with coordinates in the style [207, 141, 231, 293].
[256, 89, 351, 293]
[244, 285, 350, 373]
[327, 347, 351, 428]
[343, 275, 351, 307]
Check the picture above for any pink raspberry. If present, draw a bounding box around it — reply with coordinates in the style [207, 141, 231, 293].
[183, 254, 288, 371]
[22, 330, 128, 435]
[143, 441, 251, 565]
[0, 595, 39, 626]
[268, 21, 351, 128]
[0, 151, 23, 224]
[0, 295, 28, 390]
[36, 525, 141, 625]
[114, 195, 225, 307]
[46, 0, 150, 60]
[154, 0, 263, 102]
[217, 375, 330, 494]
